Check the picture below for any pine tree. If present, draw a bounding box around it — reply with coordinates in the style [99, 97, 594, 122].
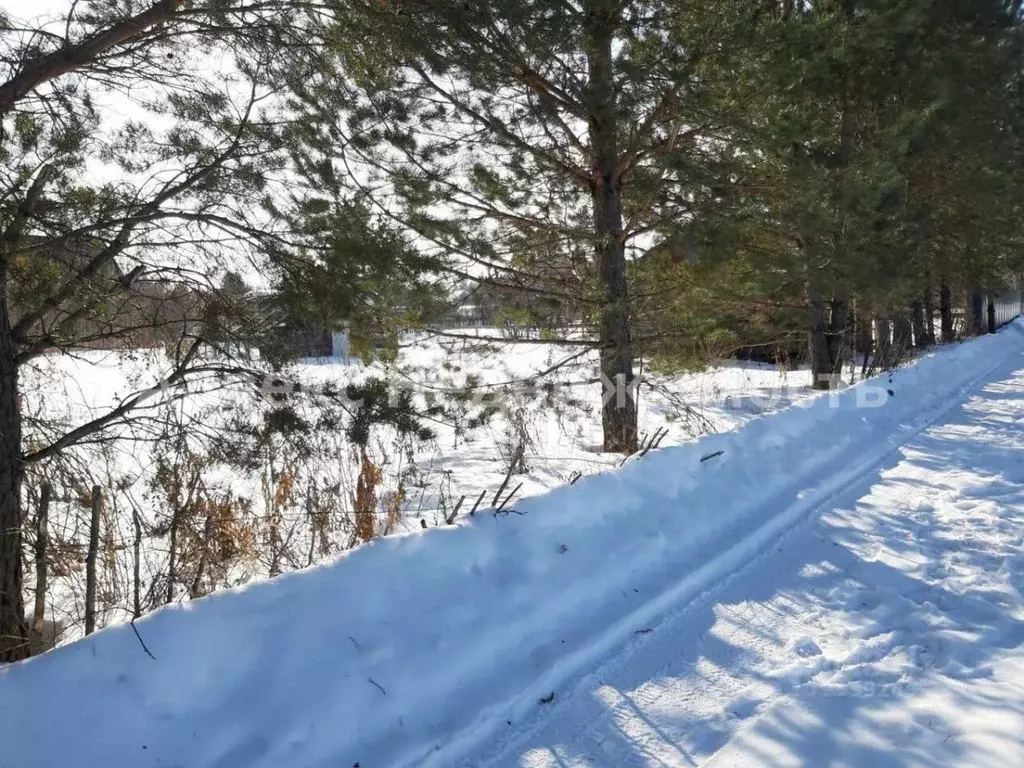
[289, 0, 744, 452]
[720, 0, 1024, 384]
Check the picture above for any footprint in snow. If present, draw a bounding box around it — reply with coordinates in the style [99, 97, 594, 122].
[727, 696, 762, 720]
[793, 637, 823, 658]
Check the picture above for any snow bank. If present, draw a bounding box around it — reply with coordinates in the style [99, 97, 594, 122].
[2, 324, 1022, 768]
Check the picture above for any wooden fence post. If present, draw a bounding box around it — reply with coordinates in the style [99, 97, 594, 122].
[85, 486, 101, 636]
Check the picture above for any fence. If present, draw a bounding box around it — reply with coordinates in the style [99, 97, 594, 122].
[987, 290, 1024, 331]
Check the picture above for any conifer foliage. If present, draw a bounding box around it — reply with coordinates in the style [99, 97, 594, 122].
[289, 0, 743, 453]
[0, 0, 423, 660]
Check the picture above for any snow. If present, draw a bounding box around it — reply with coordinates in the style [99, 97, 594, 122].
[3, 324, 1024, 768]
[20, 331, 817, 643]
[464, 329, 1024, 767]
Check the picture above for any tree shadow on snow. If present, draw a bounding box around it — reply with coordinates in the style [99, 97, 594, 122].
[513, 368, 1024, 767]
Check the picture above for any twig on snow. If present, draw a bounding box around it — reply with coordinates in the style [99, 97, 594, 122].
[130, 620, 156, 660]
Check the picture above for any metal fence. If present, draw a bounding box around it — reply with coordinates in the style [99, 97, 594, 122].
[988, 290, 1024, 330]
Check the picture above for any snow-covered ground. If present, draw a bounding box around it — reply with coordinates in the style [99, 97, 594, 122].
[295, 332, 820, 515]
[20, 331, 818, 643]
[3, 324, 1024, 768]
[470, 334, 1024, 768]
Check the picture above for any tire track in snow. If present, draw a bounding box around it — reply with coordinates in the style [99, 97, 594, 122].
[455, 350, 1024, 767]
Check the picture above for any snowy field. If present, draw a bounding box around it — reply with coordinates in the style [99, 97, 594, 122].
[26, 332, 819, 510]
[295, 331, 821, 506]
[19, 331, 819, 644]
[2, 324, 1024, 767]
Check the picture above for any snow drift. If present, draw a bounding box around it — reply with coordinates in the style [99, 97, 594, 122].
[2, 323, 1023, 768]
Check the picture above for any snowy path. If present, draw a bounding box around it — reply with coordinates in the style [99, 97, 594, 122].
[463, 357, 1024, 767]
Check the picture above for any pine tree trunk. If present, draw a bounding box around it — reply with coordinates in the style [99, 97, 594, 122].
[821, 0, 854, 389]
[31, 483, 49, 653]
[167, 505, 179, 605]
[84, 486, 101, 636]
[874, 315, 892, 370]
[939, 279, 954, 341]
[585, 1, 637, 454]
[911, 300, 927, 348]
[969, 292, 985, 336]
[827, 296, 847, 378]
[0, 277, 26, 663]
[132, 507, 142, 620]
[809, 292, 845, 390]
[856, 308, 874, 378]
[190, 515, 213, 599]
[922, 287, 936, 345]
[808, 291, 833, 390]
[893, 314, 913, 354]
